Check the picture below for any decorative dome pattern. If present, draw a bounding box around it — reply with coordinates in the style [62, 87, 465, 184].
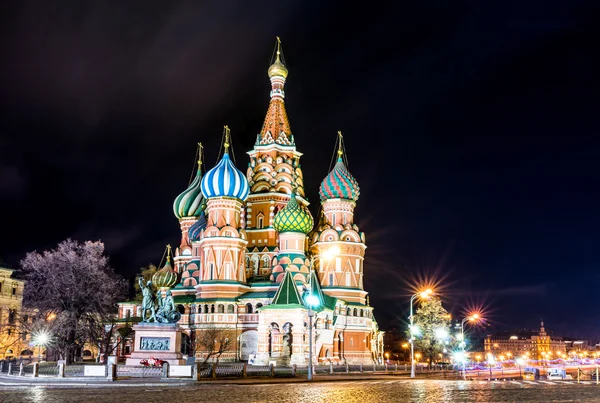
[273, 192, 313, 234]
[319, 157, 360, 202]
[188, 211, 207, 242]
[152, 258, 178, 289]
[201, 153, 250, 201]
[173, 167, 203, 219]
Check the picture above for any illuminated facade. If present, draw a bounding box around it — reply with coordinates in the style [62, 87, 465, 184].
[119, 39, 382, 365]
[0, 267, 31, 359]
[484, 321, 566, 361]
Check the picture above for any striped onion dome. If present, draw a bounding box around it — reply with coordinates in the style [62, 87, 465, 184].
[152, 257, 178, 289]
[274, 192, 313, 234]
[201, 152, 249, 200]
[173, 166, 204, 220]
[319, 157, 360, 202]
[188, 211, 207, 242]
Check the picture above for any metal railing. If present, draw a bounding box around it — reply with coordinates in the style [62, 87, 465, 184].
[37, 364, 59, 377]
[64, 365, 85, 377]
[116, 365, 162, 378]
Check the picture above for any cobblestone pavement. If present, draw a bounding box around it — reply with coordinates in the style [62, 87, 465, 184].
[1, 379, 599, 402]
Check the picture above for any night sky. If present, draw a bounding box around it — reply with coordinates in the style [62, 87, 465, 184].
[1, 1, 599, 340]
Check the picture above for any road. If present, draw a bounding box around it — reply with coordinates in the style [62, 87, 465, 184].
[1, 379, 599, 402]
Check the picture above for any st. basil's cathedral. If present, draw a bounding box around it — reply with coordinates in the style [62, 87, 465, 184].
[119, 39, 384, 365]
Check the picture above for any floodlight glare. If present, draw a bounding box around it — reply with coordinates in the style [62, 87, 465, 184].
[434, 328, 449, 340]
[305, 294, 319, 307]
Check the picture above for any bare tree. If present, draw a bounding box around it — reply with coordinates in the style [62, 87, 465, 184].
[20, 239, 127, 364]
[85, 313, 134, 364]
[193, 326, 238, 366]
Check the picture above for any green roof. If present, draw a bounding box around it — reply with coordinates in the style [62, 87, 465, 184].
[173, 294, 196, 304]
[269, 270, 304, 306]
[238, 291, 276, 299]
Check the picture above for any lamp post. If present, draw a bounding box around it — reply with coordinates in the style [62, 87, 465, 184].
[306, 247, 339, 381]
[460, 313, 480, 380]
[409, 288, 433, 378]
[33, 330, 51, 363]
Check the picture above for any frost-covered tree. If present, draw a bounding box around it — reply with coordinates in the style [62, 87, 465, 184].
[20, 239, 127, 364]
[410, 297, 454, 368]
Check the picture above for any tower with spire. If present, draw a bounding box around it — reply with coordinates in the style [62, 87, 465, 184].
[196, 126, 250, 301]
[172, 143, 205, 291]
[245, 37, 308, 282]
[312, 132, 368, 305]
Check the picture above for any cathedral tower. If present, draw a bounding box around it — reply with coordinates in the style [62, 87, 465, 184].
[196, 126, 250, 300]
[245, 38, 308, 280]
[172, 144, 205, 291]
[311, 133, 367, 304]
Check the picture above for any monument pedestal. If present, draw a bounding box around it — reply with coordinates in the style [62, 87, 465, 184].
[126, 323, 186, 366]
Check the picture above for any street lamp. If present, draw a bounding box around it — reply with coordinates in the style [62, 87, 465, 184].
[460, 313, 481, 380]
[409, 288, 433, 378]
[32, 330, 51, 363]
[306, 247, 339, 381]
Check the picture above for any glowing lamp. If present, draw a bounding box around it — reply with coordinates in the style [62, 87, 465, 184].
[434, 328, 449, 340]
[305, 294, 319, 307]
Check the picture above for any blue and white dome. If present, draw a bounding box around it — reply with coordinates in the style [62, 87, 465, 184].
[201, 152, 250, 201]
[188, 211, 207, 241]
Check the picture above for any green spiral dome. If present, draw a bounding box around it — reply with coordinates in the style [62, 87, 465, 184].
[274, 192, 313, 234]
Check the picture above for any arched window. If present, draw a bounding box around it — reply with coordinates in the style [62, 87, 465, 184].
[218, 304, 224, 313]
[246, 303, 253, 314]
[329, 273, 334, 286]
[256, 303, 263, 309]
[204, 304, 209, 314]
[257, 216, 264, 229]
[345, 272, 351, 286]
[209, 263, 215, 280]
[359, 309, 363, 317]
[227, 304, 234, 314]
[353, 308, 357, 317]
[262, 256, 270, 268]
[346, 307, 351, 316]
[210, 304, 215, 313]
[8, 309, 16, 324]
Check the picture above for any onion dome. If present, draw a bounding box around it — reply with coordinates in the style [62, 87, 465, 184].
[152, 247, 178, 289]
[173, 166, 203, 220]
[268, 37, 288, 79]
[274, 191, 313, 234]
[188, 211, 207, 242]
[201, 127, 250, 201]
[319, 156, 360, 202]
[173, 143, 204, 220]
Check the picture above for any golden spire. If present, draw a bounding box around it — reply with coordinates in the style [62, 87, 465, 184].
[223, 125, 231, 153]
[166, 244, 172, 263]
[197, 142, 203, 168]
[337, 131, 344, 158]
[268, 37, 288, 79]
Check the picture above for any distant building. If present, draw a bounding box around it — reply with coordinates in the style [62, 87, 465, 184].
[484, 321, 566, 361]
[563, 340, 589, 353]
[0, 267, 32, 359]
